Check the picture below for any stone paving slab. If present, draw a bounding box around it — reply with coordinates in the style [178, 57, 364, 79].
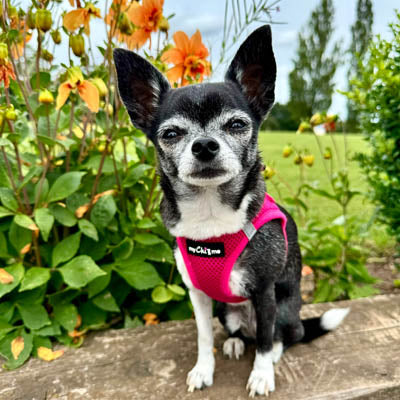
[0, 294, 399, 400]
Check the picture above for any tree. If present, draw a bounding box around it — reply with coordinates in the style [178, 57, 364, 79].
[346, 0, 374, 132]
[262, 103, 298, 131]
[288, 0, 341, 123]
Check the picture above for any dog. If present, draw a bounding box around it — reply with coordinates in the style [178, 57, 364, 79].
[113, 25, 349, 397]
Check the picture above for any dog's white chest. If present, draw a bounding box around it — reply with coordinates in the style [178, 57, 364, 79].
[170, 191, 252, 240]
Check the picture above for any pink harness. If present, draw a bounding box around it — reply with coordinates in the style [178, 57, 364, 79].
[176, 193, 288, 303]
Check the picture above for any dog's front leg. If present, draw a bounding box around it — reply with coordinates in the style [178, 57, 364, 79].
[186, 288, 215, 392]
[247, 284, 276, 397]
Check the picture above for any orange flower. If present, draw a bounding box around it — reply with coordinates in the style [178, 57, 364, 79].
[56, 67, 99, 113]
[105, 0, 133, 45]
[0, 61, 16, 88]
[161, 30, 211, 86]
[126, 0, 164, 49]
[9, 18, 32, 60]
[63, 3, 101, 35]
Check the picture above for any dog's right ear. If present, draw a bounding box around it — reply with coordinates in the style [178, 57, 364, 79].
[113, 48, 170, 136]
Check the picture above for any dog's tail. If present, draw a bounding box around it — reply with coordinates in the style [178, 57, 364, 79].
[300, 308, 350, 343]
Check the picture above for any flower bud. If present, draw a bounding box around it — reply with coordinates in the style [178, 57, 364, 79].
[323, 148, 332, 160]
[0, 43, 8, 61]
[303, 154, 315, 167]
[326, 114, 338, 123]
[8, 6, 18, 19]
[105, 103, 113, 117]
[118, 12, 134, 35]
[91, 77, 108, 98]
[69, 34, 85, 57]
[41, 49, 54, 63]
[67, 66, 84, 85]
[5, 106, 17, 121]
[294, 155, 303, 165]
[39, 89, 54, 104]
[297, 121, 311, 134]
[310, 112, 323, 126]
[51, 30, 62, 45]
[263, 166, 276, 180]
[26, 8, 36, 29]
[36, 9, 52, 32]
[159, 16, 170, 33]
[282, 145, 293, 158]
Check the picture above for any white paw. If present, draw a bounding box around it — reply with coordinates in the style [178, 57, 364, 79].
[186, 362, 214, 392]
[223, 337, 245, 360]
[271, 342, 283, 364]
[246, 351, 275, 397]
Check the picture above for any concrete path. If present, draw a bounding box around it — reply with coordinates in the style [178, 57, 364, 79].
[1, 294, 399, 400]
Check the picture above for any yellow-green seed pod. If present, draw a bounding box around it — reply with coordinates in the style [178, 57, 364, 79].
[159, 16, 170, 33]
[0, 43, 8, 61]
[36, 9, 52, 32]
[303, 154, 315, 167]
[91, 78, 108, 98]
[5, 106, 17, 121]
[41, 49, 54, 63]
[118, 12, 134, 35]
[51, 30, 62, 45]
[282, 145, 293, 158]
[39, 89, 54, 104]
[264, 166, 276, 179]
[69, 34, 85, 57]
[26, 8, 36, 29]
[294, 155, 303, 165]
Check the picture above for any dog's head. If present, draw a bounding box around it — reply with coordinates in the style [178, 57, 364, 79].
[114, 25, 276, 188]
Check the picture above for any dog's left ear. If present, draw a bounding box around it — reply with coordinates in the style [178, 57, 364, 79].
[113, 48, 170, 137]
[225, 25, 276, 122]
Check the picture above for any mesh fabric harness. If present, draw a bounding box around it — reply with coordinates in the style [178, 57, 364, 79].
[176, 193, 288, 303]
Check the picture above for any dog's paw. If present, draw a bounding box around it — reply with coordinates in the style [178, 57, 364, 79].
[223, 337, 245, 360]
[246, 352, 275, 397]
[186, 362, 214, 392]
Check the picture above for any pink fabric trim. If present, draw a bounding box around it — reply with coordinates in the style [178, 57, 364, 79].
[177, 193, 288, 303]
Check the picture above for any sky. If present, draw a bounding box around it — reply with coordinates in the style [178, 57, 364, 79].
[161, 0, 400, 118]
[20, 0, 400, 118]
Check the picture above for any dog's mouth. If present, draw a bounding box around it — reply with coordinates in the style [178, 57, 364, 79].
[189, 167, 227, 179]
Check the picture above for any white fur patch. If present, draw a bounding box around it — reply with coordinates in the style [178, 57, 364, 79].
[271, 341, 283, 364]
[246, 350, 275, 397]
[223, 337, 245, 360]
[320, 308, 350, 331]
[170, 191, 253, 240]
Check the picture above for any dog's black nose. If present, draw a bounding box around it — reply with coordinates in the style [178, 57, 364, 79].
[191, 138, 220, 161]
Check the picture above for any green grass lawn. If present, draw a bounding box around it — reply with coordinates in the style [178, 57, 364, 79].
[258, 131, 393, 250]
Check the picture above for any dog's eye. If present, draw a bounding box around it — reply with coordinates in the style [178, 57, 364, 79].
[162, 130, 180, 140]
[229, 119, 247, 130]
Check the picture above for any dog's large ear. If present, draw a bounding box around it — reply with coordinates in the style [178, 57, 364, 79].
[225, 25, 276, 122]
[113, 48, 170, 136]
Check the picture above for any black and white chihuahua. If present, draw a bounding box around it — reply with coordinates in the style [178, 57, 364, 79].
[114, 25, 349, 397]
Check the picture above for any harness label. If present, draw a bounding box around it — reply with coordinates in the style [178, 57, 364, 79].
[186, 239, 225, 258]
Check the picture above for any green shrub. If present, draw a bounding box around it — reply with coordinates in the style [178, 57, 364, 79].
[343, 12, 400, 252]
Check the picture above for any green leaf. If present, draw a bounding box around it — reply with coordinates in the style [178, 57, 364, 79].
[0, 205, 14, 218]
[47, 172, 85, 203]
[34, 208, 54, 242]
[9, 221, 31, 254]
[0, 138, 13, 147]
[32, 320, 61, 337]
[0, 301, 15, 322]
[151, 285, 173, 303]
[167, 284, 185, 296]
[59, 255, 106, 288]
[53, 303, 78, 331]
[92, 290, 120, 312]
[0, 188, 18, 211]
[90, 195, 117, 229]
[0, 264, 24, 299]
[17, 303, 51, 330]
[88, 270, 112, 298]
[166, 301, 193, 320]
[137, 218, 157, 229]
[52, 232, 81, 267]
[348, 284, 379, 299]
[14, 214, 37, 231]
[115, 259, 162, 290]
[32, 335, 52, 357]
[0, 330, 33, 370]
[78, 219, 98, 241]
[0, 231, 8, 258]
[18, 166, 42, 191]
[124, 314, 143, 329]
[134, 233, 163, 246]
[112, 237, 134, 261]
[123, 164, 152, 187]
[49, 203, 77, 227]
[79, 301, 107, 329]
[30, 72, 51, 89]
[19, 267, 51, 292]
[313, 279, 331, 303]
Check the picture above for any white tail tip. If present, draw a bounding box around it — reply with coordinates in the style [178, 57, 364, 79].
[320, 308, 350, 331]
